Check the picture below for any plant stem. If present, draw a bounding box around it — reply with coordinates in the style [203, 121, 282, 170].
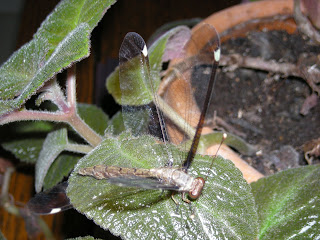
[63, 67, 102, 147]
[1, 166, 14, 198]
[67, 66, 77, 107]
[294, 0, 320, 44]
[65, 143, 93, 154]
[0, 167, 54, 239]
[0, 110, 67, 124]
[0, 108, 102, 147]
[65, 112, 102, 147]
[0, 167, 20, 216]
[0, 67, 103, 147]
[36, 217, 55, 240]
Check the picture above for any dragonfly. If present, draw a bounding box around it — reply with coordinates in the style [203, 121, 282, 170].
[27, 23, 221, 214]
[78, 23, 221, 203]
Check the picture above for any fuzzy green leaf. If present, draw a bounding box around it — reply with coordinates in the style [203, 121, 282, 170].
[35, 128, 68, 192]
[0, 0, 116, 115]
[2, 139, 44, 164]
[107, 111, 125, 135]
[0, 122, 55, 163]
[78, 103, 109, 136]
[251, 165, 320, 239]
[43, 153, 79, 191]
[67, 131, 258, 240]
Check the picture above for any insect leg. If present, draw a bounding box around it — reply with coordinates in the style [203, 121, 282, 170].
[182, 192, 190, 203]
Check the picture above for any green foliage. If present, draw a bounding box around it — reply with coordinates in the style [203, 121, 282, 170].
[3, 139, 44, 164]
[68, 131, 259, 240]
[77, 103, 109, 136]
[34, 103, 109, 192]
[44, 153, 79, 191]
[1, 121, 56, 163]
[0, 0, 116, 115]
[35, 128, 68, 192]
[0, 103, 109, 191]
[108, 111, 125, 135]
[200, 132, 257, 155]
[251, 165, 320, 239]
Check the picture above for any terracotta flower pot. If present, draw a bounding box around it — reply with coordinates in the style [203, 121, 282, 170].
[189, 0, 299, 183]
[197, 0, 294, 34]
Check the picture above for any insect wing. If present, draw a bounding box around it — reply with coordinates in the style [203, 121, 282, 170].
[27, 182, 71, 215]
[107, 175, 180, 191]
[159, 23, 220, 169]
[119, 33, 153, 134]
[119, 32, 172, 165]
[118, 25, 221, 170]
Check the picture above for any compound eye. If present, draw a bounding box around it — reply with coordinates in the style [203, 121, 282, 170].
[188, 177, 205, 199]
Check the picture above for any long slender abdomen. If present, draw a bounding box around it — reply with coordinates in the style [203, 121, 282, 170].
[78, 165, 152, 180]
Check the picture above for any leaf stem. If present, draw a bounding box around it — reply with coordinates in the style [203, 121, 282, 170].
[67, 66, 77, 107]
[65, 143, 93, 154]
[63, 67, 102, 147]
[0, 67, 103, 147]
[65, 111, 102, 147]
[0, 108, 102, 147]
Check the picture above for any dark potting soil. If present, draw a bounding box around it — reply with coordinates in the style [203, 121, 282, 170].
[211, 30, 320, 175]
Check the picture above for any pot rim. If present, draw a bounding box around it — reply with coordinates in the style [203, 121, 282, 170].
[194, 0, 294, 34]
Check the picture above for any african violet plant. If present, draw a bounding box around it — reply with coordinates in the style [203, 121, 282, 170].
[0, 0, 319, 239]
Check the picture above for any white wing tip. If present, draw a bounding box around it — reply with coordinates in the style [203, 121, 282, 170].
[49, 208, 62, 214]
[214, 48, 220, 62]
[142, 44, 148, 57]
